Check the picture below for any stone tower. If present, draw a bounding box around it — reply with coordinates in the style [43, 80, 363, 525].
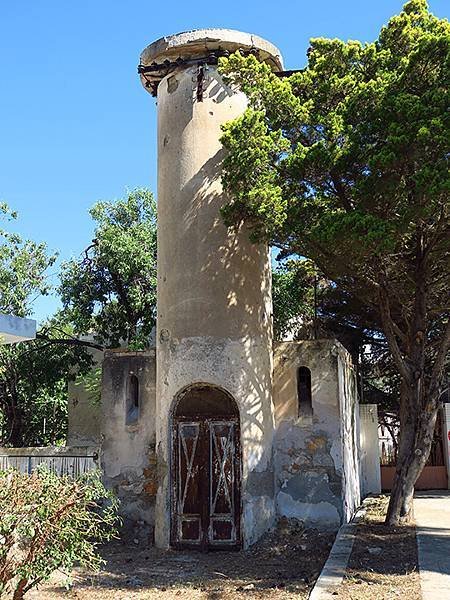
[139, 29, 283, 549]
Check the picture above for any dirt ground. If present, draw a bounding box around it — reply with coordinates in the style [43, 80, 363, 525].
[28, 520, 336, 599]
[336, 496, 421, 600]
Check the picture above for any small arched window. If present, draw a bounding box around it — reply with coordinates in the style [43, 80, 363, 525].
[297, 366, 312, 417]
[126, 374, 140, 425]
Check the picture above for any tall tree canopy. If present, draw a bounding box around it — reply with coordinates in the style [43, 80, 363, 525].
[0, 203, 55, 318]
[0, 190, 158, 445]
[0, 205, 93, 446]
[60, 189, 157, 348]
[272, 259, 317, 341]
[0, 319, 93, 446]
[272, 259, 403, 441]
[219, 0, 449, 524]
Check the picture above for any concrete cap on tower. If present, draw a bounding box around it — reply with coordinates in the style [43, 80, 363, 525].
[139, 28, 283, 94]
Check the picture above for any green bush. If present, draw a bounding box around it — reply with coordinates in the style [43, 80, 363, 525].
[0, 467, 120, 599]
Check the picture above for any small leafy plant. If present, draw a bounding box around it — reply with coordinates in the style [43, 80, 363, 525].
[0, 466, 120, 599]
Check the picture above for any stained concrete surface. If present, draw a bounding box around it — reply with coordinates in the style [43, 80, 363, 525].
[414, 491, 450, 600]
[142, 28, 279, 548]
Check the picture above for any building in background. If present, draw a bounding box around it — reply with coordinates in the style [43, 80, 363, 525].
[0, 314, 36, 345]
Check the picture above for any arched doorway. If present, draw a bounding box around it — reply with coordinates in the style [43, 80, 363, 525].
[171, 384, 241, 549]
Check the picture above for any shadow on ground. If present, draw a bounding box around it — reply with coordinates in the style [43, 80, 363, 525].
[31, 523, 336, 600]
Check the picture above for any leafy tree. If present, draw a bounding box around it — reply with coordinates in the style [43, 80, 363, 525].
[0, 318, 94, 447]
[0, 204, 96, 446]
[272, 259, 317, 340]
[272, 259, 399, 409]
[272, 258, 376, 354]
[219, 0, 449, 524]
[0, 203, 55, 318]
[59, 188, 157, 349]
[0, 190, 158, 445]
[0, 467, 120, 599]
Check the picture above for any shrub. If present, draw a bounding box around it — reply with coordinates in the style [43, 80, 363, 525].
[0, 467, 120, 599]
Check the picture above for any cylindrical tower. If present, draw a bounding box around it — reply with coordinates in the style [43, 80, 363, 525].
[139, 29, 283, 549]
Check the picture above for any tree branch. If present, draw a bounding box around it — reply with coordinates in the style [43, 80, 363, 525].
[378, 285, 412, 383]
[34, 334, 104, 351]
[429, 318, 450, 397]
[330, 173, 352, 211]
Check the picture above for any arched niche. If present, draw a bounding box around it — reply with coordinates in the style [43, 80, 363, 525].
[126, 374, 140, 425]
[297, 366, 313, 417]
[173, 383, 239, 418]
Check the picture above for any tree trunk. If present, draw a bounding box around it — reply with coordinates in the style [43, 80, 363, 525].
[13, 578, 28, 600]
[385, 381, 439, 525]
[0, 369, 25, 447]
[5, 401, 25, 447]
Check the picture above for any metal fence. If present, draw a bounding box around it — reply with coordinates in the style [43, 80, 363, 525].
[0, 453, 98, 477]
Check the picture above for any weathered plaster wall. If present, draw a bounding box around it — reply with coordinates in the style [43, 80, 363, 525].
[273, 340, 360, 527]
[359, 404, 381, 497]
[67, 347, 103, 447]
[157, 337, 275, 548]
[140, 31, 282, 549]
[100, 350, 157, 535]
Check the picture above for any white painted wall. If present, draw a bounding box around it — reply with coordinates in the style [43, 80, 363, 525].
[359, 404, 381, 496]
[338, 353, 361, 521]
[443, 403, 450, 490]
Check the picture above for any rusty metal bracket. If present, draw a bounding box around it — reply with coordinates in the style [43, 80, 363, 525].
[196, 64, 205, 102]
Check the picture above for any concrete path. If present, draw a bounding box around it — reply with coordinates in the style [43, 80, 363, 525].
[414, 491, 450, 600]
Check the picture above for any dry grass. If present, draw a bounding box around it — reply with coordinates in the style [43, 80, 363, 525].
[27, 520, 336, 599]
[335, 495, 421, 600]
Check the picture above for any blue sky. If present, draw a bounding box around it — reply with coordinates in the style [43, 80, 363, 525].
[0, 0, 447, 323]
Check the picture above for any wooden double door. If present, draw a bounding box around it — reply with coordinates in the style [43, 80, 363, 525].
[172, 415, 241, 549]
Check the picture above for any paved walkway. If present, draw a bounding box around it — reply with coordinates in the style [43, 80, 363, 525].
[414, 491, 450, 600]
